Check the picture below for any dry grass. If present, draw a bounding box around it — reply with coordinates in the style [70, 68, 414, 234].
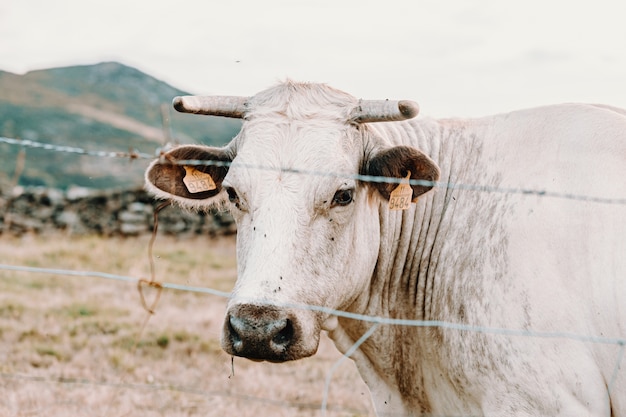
[0, 234, 375, 417]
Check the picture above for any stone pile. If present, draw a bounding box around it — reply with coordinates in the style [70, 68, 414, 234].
[0, 186, 236, 236]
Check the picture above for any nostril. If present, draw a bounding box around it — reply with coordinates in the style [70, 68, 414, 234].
[271, 319, 294, 348]
[227, 315, 243, 350]
[224, 306, 302, 360]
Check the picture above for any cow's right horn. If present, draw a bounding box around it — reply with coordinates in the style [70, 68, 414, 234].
[172, 96, 249, 119]
[351, 99, 420, 123]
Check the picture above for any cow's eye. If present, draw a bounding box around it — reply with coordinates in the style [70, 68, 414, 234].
[332, 188, 354, 207]
[224, 186, 240, 205]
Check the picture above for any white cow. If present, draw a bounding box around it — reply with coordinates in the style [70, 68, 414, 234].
[145, 81, 626, 416]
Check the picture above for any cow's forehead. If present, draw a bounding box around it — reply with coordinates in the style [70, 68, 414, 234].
[233, 80, 363, 164]
[226, 118, 360, 201]
[235, 118, 359, 169]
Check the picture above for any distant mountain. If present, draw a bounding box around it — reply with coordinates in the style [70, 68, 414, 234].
[0, 62, 241, 190]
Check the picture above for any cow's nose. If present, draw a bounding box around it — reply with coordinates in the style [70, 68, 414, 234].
[227, 315, 294, 352]
[223, 305, 296, 361]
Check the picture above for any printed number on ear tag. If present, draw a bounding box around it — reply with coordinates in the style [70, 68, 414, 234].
[182, 166, 217, 193]
[388, 171, 413, 211]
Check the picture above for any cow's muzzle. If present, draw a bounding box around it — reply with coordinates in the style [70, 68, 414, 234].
[221, 304, 319, 362]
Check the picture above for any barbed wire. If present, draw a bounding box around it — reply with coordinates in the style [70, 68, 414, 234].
[0, 136, 153, 160]
[2, 135, 626, 205]
[0, 261, 624, 416]
[2, 263, 624, 346]
[173, 158, 626, 206]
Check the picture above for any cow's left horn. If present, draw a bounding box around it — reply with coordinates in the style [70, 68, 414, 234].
[351, 100, 419, 123]
[172, 96, 249, 119]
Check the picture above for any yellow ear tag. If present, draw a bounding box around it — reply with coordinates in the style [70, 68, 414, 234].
[182, 166, 217, 193]
[388, 171, 413, 211]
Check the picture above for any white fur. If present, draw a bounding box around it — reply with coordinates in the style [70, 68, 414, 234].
[146, 82, 626, 416]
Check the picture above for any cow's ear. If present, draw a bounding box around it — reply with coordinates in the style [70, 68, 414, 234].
[363, 145, 440, 201]
[145, 144, 233, 209]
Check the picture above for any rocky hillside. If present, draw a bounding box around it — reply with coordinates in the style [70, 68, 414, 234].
[0, 62, 241, 190]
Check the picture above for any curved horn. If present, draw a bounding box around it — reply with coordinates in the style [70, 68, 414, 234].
[172, 96, 249, 119]
[351, 99, 419, 123]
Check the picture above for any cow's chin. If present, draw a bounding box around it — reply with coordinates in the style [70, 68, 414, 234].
[220, 303, 322, 362]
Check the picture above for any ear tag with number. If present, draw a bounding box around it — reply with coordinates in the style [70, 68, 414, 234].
[388, 171, 413, 211]
[182, 166, 217, 193]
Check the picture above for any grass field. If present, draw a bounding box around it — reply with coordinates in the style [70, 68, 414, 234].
[0, 234, 375, 416]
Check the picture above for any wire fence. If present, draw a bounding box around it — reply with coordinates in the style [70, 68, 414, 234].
[3, 135, 626, 205]
[0, 136, 154, 160]
[0, 134, 625, 416]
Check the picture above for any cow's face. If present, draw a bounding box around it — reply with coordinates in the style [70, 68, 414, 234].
[145, 85, 439, 362]
[219, 119, 385, 361]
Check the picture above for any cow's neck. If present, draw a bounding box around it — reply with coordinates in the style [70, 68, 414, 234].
[331, 117, 487, 413]
[362, 117, 478, 319]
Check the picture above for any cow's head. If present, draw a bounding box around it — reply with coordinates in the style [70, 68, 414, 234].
[145, 81, 439, 362]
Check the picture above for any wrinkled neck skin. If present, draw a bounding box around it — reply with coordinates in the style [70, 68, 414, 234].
[329, 117, 488, 415]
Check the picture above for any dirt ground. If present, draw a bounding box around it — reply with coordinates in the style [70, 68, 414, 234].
[0, 234, 375, 417]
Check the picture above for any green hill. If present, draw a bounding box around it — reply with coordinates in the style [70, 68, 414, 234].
[0, 62, 241, 190]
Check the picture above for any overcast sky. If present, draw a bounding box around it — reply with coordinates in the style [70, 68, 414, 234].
[1, 0, 625, 117]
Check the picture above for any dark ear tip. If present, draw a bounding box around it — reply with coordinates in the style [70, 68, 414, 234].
[364, 145, 440, 201]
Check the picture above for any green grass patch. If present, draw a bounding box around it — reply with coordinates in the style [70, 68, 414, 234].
[35, 346, 66, 361]
[64, 304, 98, 318]
[0, 302, 25, 318]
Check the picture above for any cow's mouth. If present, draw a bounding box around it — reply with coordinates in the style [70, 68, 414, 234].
[221, 304, 321, 362]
